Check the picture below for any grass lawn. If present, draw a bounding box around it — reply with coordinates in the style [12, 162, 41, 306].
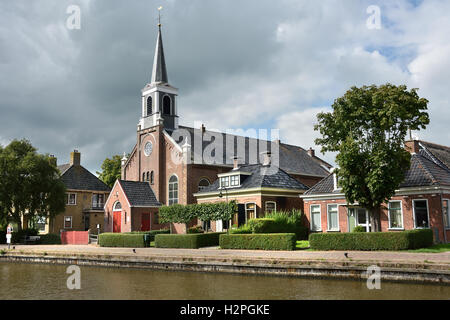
[296, 240, 310, 250]
[407, 243, 450, 253]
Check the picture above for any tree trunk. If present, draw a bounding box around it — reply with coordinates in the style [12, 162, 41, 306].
[369, 207, 381, 232]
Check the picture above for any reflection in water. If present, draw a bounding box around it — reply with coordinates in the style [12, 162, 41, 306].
[0, 262, 448, 300]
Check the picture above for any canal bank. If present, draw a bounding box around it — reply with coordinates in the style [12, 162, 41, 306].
[1, 245, 449, 285]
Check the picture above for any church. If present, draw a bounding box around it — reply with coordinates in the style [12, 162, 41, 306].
[104, 23, 331, 234]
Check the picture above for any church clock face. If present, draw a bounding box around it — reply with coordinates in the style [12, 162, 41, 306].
[144, 141, 153, 157]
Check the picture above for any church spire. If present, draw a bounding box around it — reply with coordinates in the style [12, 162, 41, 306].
[151, 9, 168, 84]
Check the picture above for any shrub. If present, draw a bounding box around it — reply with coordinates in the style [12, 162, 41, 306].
[12, 228, 39, 243]
[38, 234, 61, 245]
[155, 232, 225, 249]
[264, 209, 308, 240]
[230, 226, 252, 234]
[247, 218, 278, 233]
[99, 233, 147, 248]
[352, 226, 366, 233]
[125, 229, 170, 244]
[187, 226, 204, 234]
[309, 229, 433, 251]
[220, 233, 297, 251]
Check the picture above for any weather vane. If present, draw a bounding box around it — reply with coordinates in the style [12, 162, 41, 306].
[158, 6, 163, 27]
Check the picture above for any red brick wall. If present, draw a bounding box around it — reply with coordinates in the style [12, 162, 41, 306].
[104, 181, 132, 233]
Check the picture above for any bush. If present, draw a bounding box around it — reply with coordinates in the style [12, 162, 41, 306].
[220, 233, 297, 251]
[38, 234, 61, 245]
[230, 226, 252, 234]
[99, 233, 147, 248]
[309, 229, 433, 251]
[352, 226, 366, 233]
[247, 218, 278, 233]
[12, 228, 39, 243]
[125, 229, 170, 244]
[187, 226, 204, 234]
[155, 232, 225, 249]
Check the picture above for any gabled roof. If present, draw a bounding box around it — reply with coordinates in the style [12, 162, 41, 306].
[196, 164, 308, 195]
[419, 141, 450, 171]
[119, 180, 161, 207]
[58, 164, 111, 192]
[171, 126, 330, 178]
[303, 173, 335, 195]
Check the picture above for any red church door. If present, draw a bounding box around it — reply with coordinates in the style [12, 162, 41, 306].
[141, 213, 151, 231]
[113, 211, 122, 233]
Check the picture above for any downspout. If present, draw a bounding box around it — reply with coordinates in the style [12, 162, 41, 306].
[440, 190, 448, 243]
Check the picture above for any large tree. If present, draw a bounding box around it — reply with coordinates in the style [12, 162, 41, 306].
[315, 84, 430, 232]
[97, 155, 123, 188]
[0, 139, 66, 231]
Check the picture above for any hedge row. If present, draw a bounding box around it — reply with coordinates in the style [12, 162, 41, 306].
[125, 229, 170, 242]
[232, 217, 308, 240]
[155, 232, 225, 249]
[309, 229, 433, 251]
[219, 233, 297, 251]
[38, 234, 61, 245]
[99, 233, 147, 248]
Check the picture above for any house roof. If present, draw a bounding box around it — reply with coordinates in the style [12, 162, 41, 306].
[119, 180, 161, 207]
[304, 142, 450, 196]
[197, 164, 309, 195]
[58, 164, 111, 192]
[170, 126, 330, 178]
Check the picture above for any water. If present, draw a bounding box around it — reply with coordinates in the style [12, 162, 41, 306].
[0, 262, 448, 300]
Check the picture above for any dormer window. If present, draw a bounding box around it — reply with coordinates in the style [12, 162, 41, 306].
[332, 168, 342, 191]
[220, 176, 229, 188]
[230, 175, 239, 187]
[147, 96, 153, 116]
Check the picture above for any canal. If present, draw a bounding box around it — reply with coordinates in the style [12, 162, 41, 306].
[0, 262, 449, 300]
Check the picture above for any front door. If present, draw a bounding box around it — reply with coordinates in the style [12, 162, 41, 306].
[113, 211, 122, 233]
[141, 213, 151, 231]
[237, 204, 246, 227]
[348, 208, 370, 232]
[84, 213, 90, 231]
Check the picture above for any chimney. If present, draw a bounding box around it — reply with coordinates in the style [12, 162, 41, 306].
[307, 147, 315, 157]
[232, 156, 240, 169]
[49, 155, 57, 167]
[405, 139, 420, 154]
[261, 151, 271, 166]
[70, 150, 81, 166]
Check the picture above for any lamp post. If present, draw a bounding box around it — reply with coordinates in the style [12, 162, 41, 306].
[219, 188, 231, 232]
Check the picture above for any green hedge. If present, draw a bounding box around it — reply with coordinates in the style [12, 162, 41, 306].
[99, 233, 147, 248]
[233, 216, 308, 240]
[125, 229, 170, 242]
[309, 229, 433, 251]
[38, 234, 61, 245]
[155, 232, 225, 249]
[219, 233, 297, 251]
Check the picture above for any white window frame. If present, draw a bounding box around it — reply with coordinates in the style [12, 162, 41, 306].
[64, 216, 73, 229]
[230, 175, 240, 187]
[412, 198, 430, 229]
[66, 193, 77, 206]
[265, 201, 276, 214]
[310, 204, 322, 232]
[327, 204, 340, 232]
[443, 198, 450, 230]
[168, 174, 179, 205]
[245, 202, 257, 222]
[388, 200, 404, 230]
[220, 176, 230, 188]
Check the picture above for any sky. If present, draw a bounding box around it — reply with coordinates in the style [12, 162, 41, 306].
[1, 0, 449, 173]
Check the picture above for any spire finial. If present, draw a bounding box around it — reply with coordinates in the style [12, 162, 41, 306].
[158, 6, 163, 27]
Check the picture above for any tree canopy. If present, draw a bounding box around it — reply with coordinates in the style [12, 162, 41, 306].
[97, 155, 123, 188]
[315, 84, 429, 231]
[0, 139, 66, 230]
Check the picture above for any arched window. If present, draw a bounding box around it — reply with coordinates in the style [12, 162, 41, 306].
[147, 96, 152, 116]
[163, 95, 171, 115]
[142, 172, 145, 182]
[113, 202, 122, 211]
[146, 171, 150, 182]
[198, 178, 211, 192]
[168, 175, 178, 205]
[150, 171, 154, 185]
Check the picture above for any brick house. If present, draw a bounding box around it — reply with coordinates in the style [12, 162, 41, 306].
[113, 24, 331, 234]
[35, 150, 111, 234]
[301, 140, 450, 243]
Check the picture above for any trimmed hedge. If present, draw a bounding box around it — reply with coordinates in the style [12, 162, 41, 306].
[99, 233, 147, 248]
[38, 234, 61, 245]
[155, 232, 225, 249]
[233, 217, 308, 240]
[219, 233, 297, 251]
[309, 229, 433, 251]
[125, 229, 170, 242]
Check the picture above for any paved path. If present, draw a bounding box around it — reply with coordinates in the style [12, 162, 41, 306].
[2, 244, 450, 265]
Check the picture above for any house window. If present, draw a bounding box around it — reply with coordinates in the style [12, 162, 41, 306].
[245, 203, 257, 221]
[92, 194, 105, 209]
[168, 175, 179, 205]
[36, 216, 47, 232]
[220, 176, 229, 188]
[64, 216, 73, 229]
[163, 95, 171, 115]
[443, 199, 450, 229]
[113, 201, 122, 211]
[327, 204, 339, 231]
[66, 193, 76, 205]
[142, 172, 146, 182]
[230, 175, 239, 187]
[150, 171, 154, 185]
[198, 178, 211, 192]
[310, 205, 321, 231]
[147, 96, 152, 116]
[202, 220, 211, 232]
[265, 201, 276, 214]
[413, 199, 429, 228]
[388, 201, 403, 229]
